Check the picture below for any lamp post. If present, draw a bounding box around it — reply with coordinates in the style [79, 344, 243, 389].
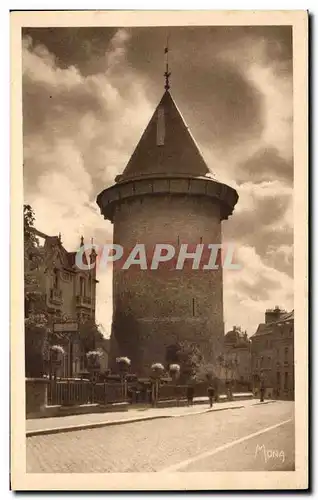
[260, 370, 265, 402]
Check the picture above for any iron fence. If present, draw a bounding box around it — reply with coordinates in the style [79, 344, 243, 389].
[47, 380, 125, 406]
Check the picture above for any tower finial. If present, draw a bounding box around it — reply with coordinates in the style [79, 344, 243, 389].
[164, 34, 171, 91]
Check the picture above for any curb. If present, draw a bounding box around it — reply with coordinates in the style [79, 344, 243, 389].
[252, 400, 277, 406]
[26, 414, 172, 437]
[26, 403, 247, 437]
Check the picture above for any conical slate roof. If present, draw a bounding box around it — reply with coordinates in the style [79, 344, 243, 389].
[117, 90, 213, 183]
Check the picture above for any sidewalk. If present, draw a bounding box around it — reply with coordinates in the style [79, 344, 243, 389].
[26, 398, 265, 437]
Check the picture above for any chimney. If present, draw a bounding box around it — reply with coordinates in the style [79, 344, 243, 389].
[265, 306, 285, 324]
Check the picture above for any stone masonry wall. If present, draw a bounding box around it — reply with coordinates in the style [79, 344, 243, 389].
[110, 194, 225, 375]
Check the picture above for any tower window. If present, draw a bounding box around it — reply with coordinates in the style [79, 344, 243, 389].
[192, 298, 195, 316]
[156, 107, 165, 146]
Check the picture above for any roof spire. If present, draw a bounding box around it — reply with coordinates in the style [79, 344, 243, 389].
[164, 34, 171, 91]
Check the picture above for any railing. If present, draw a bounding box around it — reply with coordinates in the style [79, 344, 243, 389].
[158, 384, 188, 401]
[47, 380, 125, 406]
[93, 383, 125, 405]
[76, 295, 93, 308]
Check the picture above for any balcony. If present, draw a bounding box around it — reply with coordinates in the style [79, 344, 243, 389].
[76, 295, 94, 309]
[49, 288, 63, 305]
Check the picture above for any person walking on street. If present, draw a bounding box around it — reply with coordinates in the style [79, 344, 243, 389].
[207, 384, 215, 408]
[260, 371, 265, 402]
[260, 382, 265, 402]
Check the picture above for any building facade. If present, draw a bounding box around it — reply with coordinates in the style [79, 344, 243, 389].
[251, 307, 294, 400]
[224, 326, 252, 388]
[29, 230, 102, 377]
[97, 87, 238, 375]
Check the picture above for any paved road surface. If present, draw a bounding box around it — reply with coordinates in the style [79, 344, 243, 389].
[27, 401, 294, 473]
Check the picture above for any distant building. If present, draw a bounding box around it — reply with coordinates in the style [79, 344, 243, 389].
[224, 326, 252, 386]
[28, 230, 98, 378]
[251, 307, 294, 400]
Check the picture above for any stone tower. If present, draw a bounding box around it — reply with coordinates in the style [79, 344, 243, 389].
[97, 89, 238, 375]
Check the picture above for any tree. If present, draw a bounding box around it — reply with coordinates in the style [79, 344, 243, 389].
[24, 205, 48, 378]
[24, 205, 46, 314]
[165, 341, 203, 383]
[78, 318, 105, 362]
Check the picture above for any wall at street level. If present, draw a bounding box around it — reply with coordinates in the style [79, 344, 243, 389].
[25, 378, 49, 418]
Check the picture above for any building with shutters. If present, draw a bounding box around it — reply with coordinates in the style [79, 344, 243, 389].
[251, 307, 294, 400]
[28, 229, 100, 378]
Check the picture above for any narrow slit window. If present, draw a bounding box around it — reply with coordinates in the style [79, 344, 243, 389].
[156, 107, 165, 146]
[192, 298, 195, 316]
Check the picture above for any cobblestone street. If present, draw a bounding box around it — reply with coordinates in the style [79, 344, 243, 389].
[26, 401, 294, 473]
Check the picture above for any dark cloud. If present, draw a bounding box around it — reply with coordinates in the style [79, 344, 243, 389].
[22, 25, 292, 153]
[223, 186, 293, 272]
[22, 25, 292, 76]
[22, 27, 118, 74]
[236, 147, 293, 185]
[224, 189, 292, 238]
[22, 75, 106, 137]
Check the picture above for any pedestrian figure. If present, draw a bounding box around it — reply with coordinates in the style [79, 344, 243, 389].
[187, 385, 194, 406]
[207, 384, 215, 408]
[226, 380, 231, 401]
[260, 383, 265, 403]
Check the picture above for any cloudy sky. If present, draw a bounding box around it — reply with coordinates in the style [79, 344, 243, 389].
[22, 25, 293, 336]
